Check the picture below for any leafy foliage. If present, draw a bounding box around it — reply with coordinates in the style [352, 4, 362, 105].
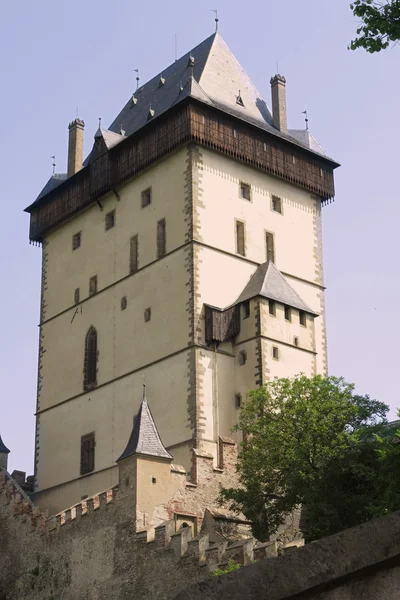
[350, 0, 400, 52]
[220, 375, 399, 542]
[211, 559, 242, 577]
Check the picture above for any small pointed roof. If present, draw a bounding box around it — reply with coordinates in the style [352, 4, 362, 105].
[117, 385, 172, 462]
[235, 261, 318, 315]
[0, 434, 10, 454]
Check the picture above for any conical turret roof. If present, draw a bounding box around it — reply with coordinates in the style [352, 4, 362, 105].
[117, 385, 172, 462]
[0, 434, 10, 454]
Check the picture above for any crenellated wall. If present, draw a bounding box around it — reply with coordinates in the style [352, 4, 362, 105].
[1, 442, 303, 600]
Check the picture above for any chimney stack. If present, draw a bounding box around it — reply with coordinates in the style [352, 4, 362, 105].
[0, 434, 10, 471]
[270, 75, 288, 133]
[67, 118, 85, 178]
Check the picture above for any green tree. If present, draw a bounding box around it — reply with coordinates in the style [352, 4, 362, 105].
[220, 375, 399, 542]
[350, 1, 400, 53]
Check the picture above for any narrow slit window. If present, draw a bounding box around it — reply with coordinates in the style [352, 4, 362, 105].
[239, 182, 251, 201]
[89, 275, 97, 296]
[141, 187, 152, 208]
[80, 433, 95, 475]
[299, 311, 307, 327]
[271, 195, 282, 214]
[238, 350, 247, 366]
[105, 210, 115, 231]
[121, 296, 127, 311]
[243, 301, 250, 319]
[269, 300, 276, 316]
[235, 393, 242, 409]
[236, 220, 245, 256]
[144, 307, 151, 322]
[130, 235, 138, 273]
[284, 306, 291, 321]
[157, 219, 166, 258]
[83, 327, 98, 391]
[294, 336, 299, 347]
[74, 288, 80, 304]
[72, 232, 81, 250]
[272, 346, 279, 360]
[265, 232, 275, 263]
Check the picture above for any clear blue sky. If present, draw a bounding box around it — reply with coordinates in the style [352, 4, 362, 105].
[1, 0, 398, 474]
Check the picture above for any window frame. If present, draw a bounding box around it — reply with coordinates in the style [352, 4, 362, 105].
[271, 195, 282, 214]
[239, 181, 251, 202]
[269, 300, 276, 316]
[265, 231, 275, 263]
[80, 433, 95, 475]
[299, 311, 307, 327]
[83, 326, 98, 391]
[141, 187, 152, 208]
[272, 346, 279, 360]
[74, 288, 80, 305]
[130, 234, 139, 273]
[105, 209, 115, 231]
[235, 219, 246, 256]
[72, 231, 81, 251]
[157, 218, 166, 258]
[89, 275, 98, 296]
[243, 300, 250, 319]
[284, 306, 291, 322]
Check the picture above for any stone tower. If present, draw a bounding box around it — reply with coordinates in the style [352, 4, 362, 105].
[25, 32, 339, 515]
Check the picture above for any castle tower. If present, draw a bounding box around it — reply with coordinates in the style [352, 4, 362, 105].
[25, 32, 339, 514]
[0, 435, 10, 471]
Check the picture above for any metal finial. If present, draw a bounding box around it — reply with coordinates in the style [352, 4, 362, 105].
[98, 117, 102, 129]
[133, 68, 140, 90]
[175, 33, 178, 62]
[50, 155, 56, 175]
[301, 110, 309, 130]
[210, 9, 219, 32]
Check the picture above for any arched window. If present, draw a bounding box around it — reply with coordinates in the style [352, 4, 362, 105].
[84, 326, 98, 391]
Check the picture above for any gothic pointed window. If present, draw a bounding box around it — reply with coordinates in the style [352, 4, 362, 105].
[84, 326, 98, 391]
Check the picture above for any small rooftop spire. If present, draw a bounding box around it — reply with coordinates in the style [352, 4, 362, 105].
[0, 434, 10, 471]
[116, 387, 172, 462]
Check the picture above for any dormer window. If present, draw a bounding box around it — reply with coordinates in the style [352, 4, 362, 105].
[158, 74, 166, 87]
[236, 92, 244, 107]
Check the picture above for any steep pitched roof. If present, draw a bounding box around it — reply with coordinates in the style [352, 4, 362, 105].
[235, 261, 318, 315]
[106, 32, 333, 162]
[35, 173, 67, 201]
[117, 386, 172, 462]
[0, 435, 10, 454]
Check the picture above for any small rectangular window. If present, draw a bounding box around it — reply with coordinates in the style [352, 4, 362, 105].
[299, 311, 307, 327]
[243, 300, 250, 319]
[269, 300, 276, 316]
[144, 307, 151, 322]
[130, 235, 138, 273]
[271, 195, 282, 214]
[80, 433, 95, 475]
[235, 393, 242, 409]
[89, 275, 97, 296]
[294, 336, 299, 347]
[157, 219, 166, 258]
[141, 187, 152, 208]
[72, 232, 81, 250]
[239, 182, 251, 201]
[105, 210, 115, 230]
[272, 346, 279, 360]
[236, 220, 245, 256]
[121, 296, 127, 310]
[238, 350, 247, 366]
[284, 306, 291, 321]
[74, 288, 80, 304]
[265, 232, 275, 263]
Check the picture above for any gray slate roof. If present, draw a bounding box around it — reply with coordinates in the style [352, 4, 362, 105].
[35, 173, 67, 202]
[103, 32, 334, 163]
[117, 386, 172, 462]
[235, 261, 318, 315]
[0, 435, 10, 454]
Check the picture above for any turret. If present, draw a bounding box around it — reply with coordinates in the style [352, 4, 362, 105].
[0, 434, 10, 471]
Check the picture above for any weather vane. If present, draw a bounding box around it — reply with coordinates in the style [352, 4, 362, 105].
[133, 68, 140, 90]
[301, 110, 309, 130]
[210, 9, 219, 32]
[50, 155, 56, 175]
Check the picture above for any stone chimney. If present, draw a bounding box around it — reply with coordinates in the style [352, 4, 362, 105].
[270, 75, 288, 133]
[67, 118, 85, 177]
[0, 434, 10, 471]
